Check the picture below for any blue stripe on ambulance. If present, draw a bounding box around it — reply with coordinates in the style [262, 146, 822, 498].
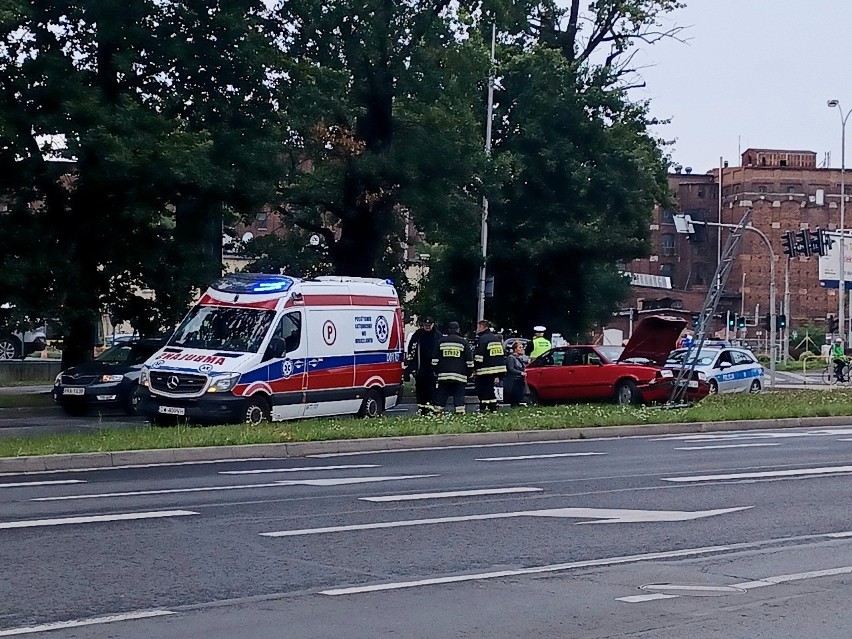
[239, 351, 403, 384]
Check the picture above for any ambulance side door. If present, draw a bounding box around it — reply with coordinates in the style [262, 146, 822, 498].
[304, 308, 356, 417]
[266, 310, 307, 421]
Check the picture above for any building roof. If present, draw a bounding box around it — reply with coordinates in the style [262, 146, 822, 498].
[742, 148, 816, 155]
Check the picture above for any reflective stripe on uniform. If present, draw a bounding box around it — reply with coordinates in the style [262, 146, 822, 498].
[477, 366, 505, 375]
[437, 373, 468, 383]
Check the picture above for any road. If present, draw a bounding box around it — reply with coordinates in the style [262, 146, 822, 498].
[4, 424, 852, 637]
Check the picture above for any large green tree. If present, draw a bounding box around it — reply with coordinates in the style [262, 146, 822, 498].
[0, 0, 284, 366]
[416, 1, 679, 338]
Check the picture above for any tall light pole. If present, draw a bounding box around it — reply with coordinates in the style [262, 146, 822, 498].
[477, 24, 496, 322]
[828, 99, 852, 341]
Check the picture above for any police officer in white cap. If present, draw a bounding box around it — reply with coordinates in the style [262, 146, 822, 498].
[529, 325, 552, 360]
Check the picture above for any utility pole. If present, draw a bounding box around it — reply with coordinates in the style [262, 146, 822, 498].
[477, 24, 496, 322]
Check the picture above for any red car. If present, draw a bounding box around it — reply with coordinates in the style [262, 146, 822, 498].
[525, 315, 710, 405]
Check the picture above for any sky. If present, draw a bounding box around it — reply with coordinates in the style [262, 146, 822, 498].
[629, 0, 852, 174]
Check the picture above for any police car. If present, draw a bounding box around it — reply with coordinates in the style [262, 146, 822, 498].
[665, 345, 764, 394]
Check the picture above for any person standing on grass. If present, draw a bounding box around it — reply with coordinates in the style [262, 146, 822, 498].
[405, 316, 441, 415]
[473, 319, 505, 413]
[432, 321, 473, 414]
[504, 340, 528, 407]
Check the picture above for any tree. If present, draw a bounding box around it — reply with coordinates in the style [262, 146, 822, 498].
[0, 0, 285, 367]
[416, 1, 678, 338]
[267, 0, 488, 283]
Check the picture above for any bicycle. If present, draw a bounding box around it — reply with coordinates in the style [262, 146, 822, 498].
[822, 361, 852, 386]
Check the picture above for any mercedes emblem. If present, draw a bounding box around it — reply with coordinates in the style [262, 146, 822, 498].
[167, 375, 180, 390]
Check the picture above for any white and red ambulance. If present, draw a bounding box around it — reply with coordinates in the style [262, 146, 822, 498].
[140, 273, 404, 424]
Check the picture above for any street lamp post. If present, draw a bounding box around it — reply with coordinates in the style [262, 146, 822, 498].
[477, 25, 496, 322]
[828, 100, 852, 342]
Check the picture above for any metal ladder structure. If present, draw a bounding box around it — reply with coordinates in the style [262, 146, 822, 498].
[668, 207, 754, 404]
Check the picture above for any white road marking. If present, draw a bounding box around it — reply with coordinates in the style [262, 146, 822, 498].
[0, 480, 86, 488]
[0, 457, 293, 477]
[261, 506, 751, 536]
[674, 443, 781, 450]
[617, 566, 852, 603]
[219, 464, 380, 475]
[359, 487, 543, 502]
[654, 429, 852, 442]
[0, 510, 197, 530]
[0, 610, 176, 636]
[663, 466, 852, 482]
[476, 453, 606, 462]
[826, 531, 852, 538]
[32, 475, 439, 501]
[320, 545, 737, 595]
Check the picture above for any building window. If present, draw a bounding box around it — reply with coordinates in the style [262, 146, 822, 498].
[660, 209, 675, 225]
[660, 263, 675, 278]
[692, 264, 707, 285]
[256, 211, 268, 229]
[787, 186, 796, 194]
[698, 189, 705, 198]
[757, 185, 768, 193]
[660, 234, 676, 257]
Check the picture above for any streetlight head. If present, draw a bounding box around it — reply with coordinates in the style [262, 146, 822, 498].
[828, 99, 840, 108]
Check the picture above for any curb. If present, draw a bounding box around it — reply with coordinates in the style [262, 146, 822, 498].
[1, 415, 851, 473]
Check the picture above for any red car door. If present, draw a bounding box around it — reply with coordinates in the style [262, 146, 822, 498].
[526, 349, 571, 401]
[559, 347, 613, 400]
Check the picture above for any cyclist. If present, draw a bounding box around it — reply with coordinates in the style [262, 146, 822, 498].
[832, 337, 848, 383]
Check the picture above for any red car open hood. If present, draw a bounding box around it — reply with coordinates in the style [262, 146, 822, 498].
[618, 315, 687, 366]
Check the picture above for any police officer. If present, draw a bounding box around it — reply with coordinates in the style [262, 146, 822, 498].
[474, 319, 505, 412]
[405, 316, 441, 415]
[431, 321, 473, 414]
[529, 325, 552, 360]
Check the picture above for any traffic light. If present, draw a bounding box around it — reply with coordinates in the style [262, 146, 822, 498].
[796, 230, 812, 257]
[811, 227, 824, 256]
[691, 314, 700, 328]
[728, 315, 737, 329]
[737, 315, 746, 329]
[829, 315, 839, 333]
[781, 231, 796, 257]
[763, 313, 771, 330]
[778, 314, 787, 329]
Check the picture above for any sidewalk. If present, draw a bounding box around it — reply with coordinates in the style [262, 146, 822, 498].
[0, 385, 52, 395]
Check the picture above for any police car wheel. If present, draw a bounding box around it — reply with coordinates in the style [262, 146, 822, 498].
[749, 379, 761, 393]
[708, 380, 719, 394]
[244, 397, 270, 425]
[358, 389, 385, 418]
[615, 380, 639, 405]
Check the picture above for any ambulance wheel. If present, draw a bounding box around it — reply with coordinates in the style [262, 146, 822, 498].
[358, 388, 385, 418]
[244, 396, 270, 426]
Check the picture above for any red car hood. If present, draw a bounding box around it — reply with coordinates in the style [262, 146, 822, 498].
[618, 315, 687, 366]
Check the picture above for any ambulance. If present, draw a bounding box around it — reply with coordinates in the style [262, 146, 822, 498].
[140, 273, 404, 424]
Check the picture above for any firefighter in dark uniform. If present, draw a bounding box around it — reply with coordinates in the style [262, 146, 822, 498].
[405, 316, 441, 415]
[474, 319, 505, 412]
[432, 321, 473, 414]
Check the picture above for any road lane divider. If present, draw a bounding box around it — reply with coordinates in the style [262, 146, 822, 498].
[261, 506, 752, 537]
[0, 480, 86, 489]
[31, 475, 440, 501]
[0, 510, 198, 530]
[475, 453, 606, 462]
[0, 610, 176, 637]
[359, 487, 543, 502]
[663, 465, 852, 483]
[219, 464, 380, 475]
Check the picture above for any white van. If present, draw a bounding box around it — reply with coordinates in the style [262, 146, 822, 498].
[140, 273, 404, 424]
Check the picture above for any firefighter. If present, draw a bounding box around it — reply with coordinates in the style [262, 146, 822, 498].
[405, 316, 441, 415]
[529, 325, 552, 360]
[432, 321, 473, 414]
[474, 319, 505, 412]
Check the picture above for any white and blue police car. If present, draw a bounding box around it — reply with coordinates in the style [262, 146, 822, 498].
[666, 345, 764, 394]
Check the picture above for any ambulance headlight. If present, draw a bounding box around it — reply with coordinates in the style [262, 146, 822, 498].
[208, 372, 240, 393]
[140, 368, 150, 387]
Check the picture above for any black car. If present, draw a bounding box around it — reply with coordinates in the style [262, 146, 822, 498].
[53, 338, 166, 416]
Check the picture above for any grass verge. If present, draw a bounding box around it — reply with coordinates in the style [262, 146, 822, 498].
[1, 390, 852, 458]
[0, 393, 55, 410]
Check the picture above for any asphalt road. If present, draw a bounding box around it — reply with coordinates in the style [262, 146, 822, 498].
[4, 424, 852, 637]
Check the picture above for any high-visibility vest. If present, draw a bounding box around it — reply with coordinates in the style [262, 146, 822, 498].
[530, 336, 552, 359]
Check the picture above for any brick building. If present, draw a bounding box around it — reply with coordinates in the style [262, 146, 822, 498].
[624, 148, 845, 337]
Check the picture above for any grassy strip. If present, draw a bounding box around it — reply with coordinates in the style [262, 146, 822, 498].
[0, 393, 55, 410]
[1, 390, 852, 458]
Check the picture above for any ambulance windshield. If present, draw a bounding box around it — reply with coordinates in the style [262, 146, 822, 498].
[168, 305, 276, 353]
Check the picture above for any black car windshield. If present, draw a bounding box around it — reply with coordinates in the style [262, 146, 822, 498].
[168, 306, 275, 353]
[96, 342, 164, 365]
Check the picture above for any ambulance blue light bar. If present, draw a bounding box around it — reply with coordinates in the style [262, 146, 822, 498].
[211, 274, 295, 294]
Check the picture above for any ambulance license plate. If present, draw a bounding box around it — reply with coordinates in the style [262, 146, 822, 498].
[159, 406, 185, 416]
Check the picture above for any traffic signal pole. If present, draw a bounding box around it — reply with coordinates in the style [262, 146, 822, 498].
[783, 256, 791, 362]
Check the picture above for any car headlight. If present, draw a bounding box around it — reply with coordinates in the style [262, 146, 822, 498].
[140, 368, 150, 387]
[100, 374, 124, 383]
[54, 372, 62, 386]
[659, 369, 673, 378]
[207, 372, 240, 393]
[697, 371, 707, 381]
